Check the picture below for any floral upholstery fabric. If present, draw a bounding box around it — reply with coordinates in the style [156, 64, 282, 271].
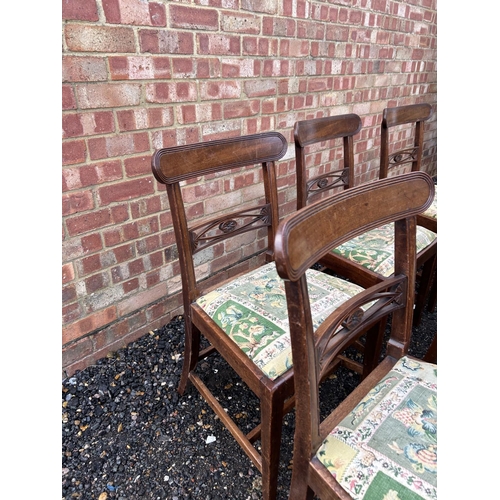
[423, 185, 437, 219]
[331, 224, 436, 278]
[196, 262, 369, 381]
[316, 356, 437, 500]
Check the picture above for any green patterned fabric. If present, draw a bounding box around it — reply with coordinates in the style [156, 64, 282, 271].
[316, 356, 437, 500]
[196, 262, 368, 380]
[423, 185, 437, 219]
[331, 224, 436, 277]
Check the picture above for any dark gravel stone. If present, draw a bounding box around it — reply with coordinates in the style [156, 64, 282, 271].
[62, 303, 436, 500]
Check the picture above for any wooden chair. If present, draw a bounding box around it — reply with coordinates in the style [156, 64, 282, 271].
[380, 103, 437, 324]
[294, 112, 437, 339]
[293, 113, 385, 376]
[274, 172, 437, 500]
[151, 132, 392, 500]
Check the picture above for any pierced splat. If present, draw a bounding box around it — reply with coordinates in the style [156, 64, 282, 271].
[189, 205, 272, 253]
[306, 168, 349, 201]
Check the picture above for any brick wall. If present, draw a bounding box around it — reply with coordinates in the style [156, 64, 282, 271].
[62, 0, 437, 377]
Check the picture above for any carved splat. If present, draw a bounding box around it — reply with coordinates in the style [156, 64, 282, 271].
[189, 204, 272, 253]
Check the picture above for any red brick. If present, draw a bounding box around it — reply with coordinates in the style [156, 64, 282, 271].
[81, 254, 102, 275]
[224, 99, 260, 119]
[62, 140, 86, 166]
[85, 273, 107, 294]
[63, 85, 77, 110]
[79, 161, 123, 187]
[196, 58, 222, 78]
[263, 16, 295, 37]
[123, 155, 151, 177]
[62, 0, 99, 21]
[63, 111, 114, 138]
[136, 234, 161, 256]
[76, 83, 141, 109]
[222, 59, 260, 78]
[98, 178, 154, 206]
[199, 80, 240, 100]
[103, 0, 166, 26]
[145, 82, 198, 104]
[65, 24, 136, 53]
[197, 33, 241, 55]
[130, 196, 162, 218]
[62, 302, 82, 325]
[62, 190, 94, 216]
[139, 29, 194, 54]
[62, 263, 75, 284]
[81, 234, 103, 254]
[170, 4, 218, 30]
[62, 56, 107, 82]
[123, 278, 139, 294]
[62, 306, 117, 344]
[66, 208, 114, 236]
[117, 107, 174, 132]
[88, 132, 149, 160]
[113, 244, 135, 263]
[109, 56, 171, 80]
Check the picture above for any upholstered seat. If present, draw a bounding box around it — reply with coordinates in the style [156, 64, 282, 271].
[423, 185, 437, 219]
[332, 223, 436, 278]
[316, 356, 437, 500]
[196, 262, 370, 380]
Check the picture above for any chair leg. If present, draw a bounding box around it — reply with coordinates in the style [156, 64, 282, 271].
[361, 320, 387, 378]
[178, 319, 201, 395]
[260, 389, 286, 500]
[413, 255, 436, 327]
[427, 267, 437, 313]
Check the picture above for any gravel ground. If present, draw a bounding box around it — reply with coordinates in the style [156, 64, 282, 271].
[62, 303, 436, 500]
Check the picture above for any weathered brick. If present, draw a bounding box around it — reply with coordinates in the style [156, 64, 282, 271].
[62, 301, 82, 325]
[145, 82, 198, 104]
[62, 306, 117, 344]
[224, 99, 260, 119]
[62, 56, 108, 82]
[66, 206, 127, 236]
[221, 58, 260, 78]
[62, 263, 75, 284]
[130, 197, 162, 219]
[109, 56, 172, 80]
[88, 132, 150, 160]
[139, 29, 194, 54]
[117, 107, 174, 132]
[221, 12, 260, 34]
[85, 272, 107, 294]
[62, 0, 99, 21]
[241, 0, 278, 14]
[170, 4, 218, 30]
[62, 190, 95, 216]
[98, 178, 155, 206]
[102, 0, 166, 26]
[64, 24, 136, 53]
[63, 85, 77, 110]
[177, 102, 223, 125]
[197, 33, 241, 55]
[73, 161, 123, 188]
[63, 111, 115, 138]
[76, 83, 141, 109]
[63, 140, 86, 166]
[199, 80, 240, 100]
